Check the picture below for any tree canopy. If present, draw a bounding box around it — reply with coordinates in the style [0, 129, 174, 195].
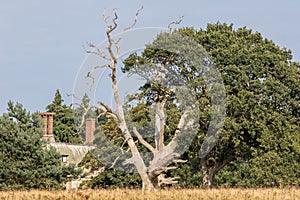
[0, 101, 80, 189]
[121, 23, 300, 188]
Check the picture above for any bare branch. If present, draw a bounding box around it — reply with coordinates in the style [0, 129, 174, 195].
[74, 105, 93, 136]
[174, 159, 187, 163]
[106, 23, 118, 63]
[133, 127, 157, 153]
[123, 6, 143, 32]
[162, 166, 177, 172]
[85, 64, 112, 90]
[110, 38, 121, 56]
[148, 148, 180, 176]
[85, 71, 95, 86]
[86, 64, 111, 80]
[110, 156, 120, 169]
[168, 16, 184, 33]
[84, 42, 111, 61]
[94, 64, 111, 70]
[174, 108, 193, 136]
[97, 101, 115, 115]
[68, 96, 118, 136]
[102, 8, 118, 26]
[67, 93, 83, 104]
[114, 6, 143, 56]
[147, 108, 195, 175]
[107, 11, 118, 33]
[86, 166, 105, 179]
[158, 174, 179, 186]
[74, 104, 113, 136]
[101, 9, 120, 64]
[123, 157, 135, 165]
[120, 138, 129, 153]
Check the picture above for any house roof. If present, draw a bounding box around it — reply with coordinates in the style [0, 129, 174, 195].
[49, 142, 94, 165]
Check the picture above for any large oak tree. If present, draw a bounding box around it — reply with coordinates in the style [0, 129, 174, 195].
[124, 23, 300, 188]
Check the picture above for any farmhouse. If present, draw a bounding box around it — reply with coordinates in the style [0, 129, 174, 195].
[39, 112, 95, 164]
[39, 112, 101, 190]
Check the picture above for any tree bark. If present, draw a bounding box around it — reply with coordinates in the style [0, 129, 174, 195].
[140, 173, 156, 191]
[200, 157, 233, 189]
[200, 157, 213, 189]
[104, 13, 151, 191]
[202, 169, 215, 189]
[154, 102, 165, 150]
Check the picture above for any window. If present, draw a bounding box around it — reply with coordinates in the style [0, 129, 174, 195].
[61, 154, 69, 163]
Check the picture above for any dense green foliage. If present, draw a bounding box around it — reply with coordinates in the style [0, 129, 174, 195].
[89, 169, 141, 189]
[79, 152, 141, 189]
[46, 90, 82, 143]
[0, 101, 80, 190]
[117, 23, 300, 188]
[177, 23, 300, 187]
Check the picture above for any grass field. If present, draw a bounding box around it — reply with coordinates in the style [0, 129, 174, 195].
[0, 188, 299, 200]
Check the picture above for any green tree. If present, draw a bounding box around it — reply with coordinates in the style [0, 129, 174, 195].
[0, 101, 80, 189]
[216, 112, 300, 187]
[123, 23, 300, 188]
[46, 89, 82, 143]
[190, 23, 300, 188]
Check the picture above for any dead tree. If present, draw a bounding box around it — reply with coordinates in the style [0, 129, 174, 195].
[81, 9, 196, 191]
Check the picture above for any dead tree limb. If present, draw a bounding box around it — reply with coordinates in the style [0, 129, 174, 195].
[79, 8, 194, 191]
[168, 16, 184, 33]
[133, 127, 157, 153]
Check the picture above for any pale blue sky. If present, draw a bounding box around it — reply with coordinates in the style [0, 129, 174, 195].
[1, 0, 300, 114]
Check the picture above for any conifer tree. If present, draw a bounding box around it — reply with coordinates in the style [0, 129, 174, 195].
[0, 101, 80, 189]
[46, 89, 82, 143]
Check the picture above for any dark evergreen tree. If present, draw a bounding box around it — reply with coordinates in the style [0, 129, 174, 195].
[0, 101, 81, 189]
[46, 89, 82, 143]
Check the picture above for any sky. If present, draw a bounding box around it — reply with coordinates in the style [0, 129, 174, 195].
[1, 0, 300, 114]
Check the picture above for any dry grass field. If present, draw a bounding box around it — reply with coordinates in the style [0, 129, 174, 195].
[0, 188, 299, 200]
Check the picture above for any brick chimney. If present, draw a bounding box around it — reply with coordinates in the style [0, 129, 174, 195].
[39, 112, 55, 142]
[85, 118, 95, 144]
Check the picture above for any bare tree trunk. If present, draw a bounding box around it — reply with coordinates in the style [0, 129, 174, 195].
[200, 157, 233, 189]
[85, 9, 191, 191]
[110, 44, 152, 192]
[140, 173, 155, 191]
[201, 169, 215, 189]
[154, 102, 165, 150]
[100, 9, 154, 191]
[200, 157, 213, 189]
